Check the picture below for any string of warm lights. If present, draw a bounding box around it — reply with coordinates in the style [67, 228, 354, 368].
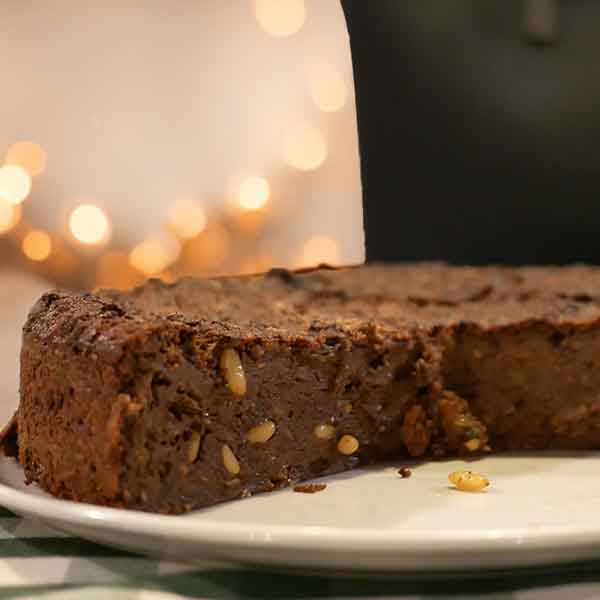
[0, 0, 348, 290]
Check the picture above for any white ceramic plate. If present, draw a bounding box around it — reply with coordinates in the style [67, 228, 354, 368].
[3, 453, 600, 573]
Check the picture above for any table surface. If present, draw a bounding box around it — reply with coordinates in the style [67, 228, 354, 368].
[3, 270, 600, 599]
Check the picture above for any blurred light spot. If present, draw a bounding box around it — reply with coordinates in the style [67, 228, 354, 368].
[156, 270, 175, 284]
[184, 226, 231, 271]
[22, 230, 52, 262]
[283, 126, 327, 171]
[238, 176, 270, 211]
[50, 241, 78, 278]
[238, 253, 276, 275]
[0, 199, 21, 234]
[0, 165, 31, 206]
[298, 235, 340, 267]
[253, 0, 306, 37]
[233, 209, 267, 236]
[130, 234, 181, 276]
[310, 64, 348, 112]
[166, 198, 207, 240]
[69, 204, 111, 245]
[96, 251, 143, 290]
[5, 141, 47, 177]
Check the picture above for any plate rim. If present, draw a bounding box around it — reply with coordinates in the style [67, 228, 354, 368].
[1, 456, 600, 558]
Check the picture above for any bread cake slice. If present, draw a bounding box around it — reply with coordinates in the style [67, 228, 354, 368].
[7, 264, 600, 513]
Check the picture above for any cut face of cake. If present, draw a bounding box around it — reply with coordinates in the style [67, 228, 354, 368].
[7, 264, 600, 513]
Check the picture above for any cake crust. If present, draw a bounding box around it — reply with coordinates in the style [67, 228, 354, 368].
[10, 263, 600, 513]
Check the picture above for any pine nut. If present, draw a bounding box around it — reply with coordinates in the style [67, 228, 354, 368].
[222, 444, 240, 475]
[187, 431, 202, 463]
[224, 477, 241, 488]
[313, 423, 336, 440]
[337, 434, 359, 455]
[448, 470, 489, 492]
[220, 348, 247, 395]
[463, 438, 482, 452]
[246, 420, 276, 443]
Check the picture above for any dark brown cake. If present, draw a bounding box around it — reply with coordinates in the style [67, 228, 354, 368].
[8, 263, 600, 513]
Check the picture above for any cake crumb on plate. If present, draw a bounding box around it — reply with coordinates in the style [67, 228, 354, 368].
[293, 483, 327, 494]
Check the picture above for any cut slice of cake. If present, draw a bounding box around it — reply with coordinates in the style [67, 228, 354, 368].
[7, 264, 600, 513]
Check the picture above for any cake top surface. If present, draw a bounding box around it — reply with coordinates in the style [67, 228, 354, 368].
[111, 263, 600, 325]
[26, 264, 600, 348]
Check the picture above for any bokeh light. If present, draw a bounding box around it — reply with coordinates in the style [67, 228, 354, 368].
[233, 209, 267, 236]
[183, 225, 231, 271]
[166, 198, 207, 240]
[156, 270, 175, 284]
[310, 64, 348, 112]
[22, 230, 52, 262]
[238, 252, 276, 275]
[96, 251, 143, 290]
[129, 233, 181, 276]
[5, 141, 47, 177]
[238, 176, 270, 211]
[283, 126, 327, 171]
[298, 235, 341, 267]
[0, 165, 32, 206]
[48, 241, 79, 280]
[69, 204, 111, 245]
[0, 199, 21, 235]
[253, 0, 306, 37]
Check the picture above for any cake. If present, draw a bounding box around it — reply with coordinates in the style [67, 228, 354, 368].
[6, 263, 600, 513]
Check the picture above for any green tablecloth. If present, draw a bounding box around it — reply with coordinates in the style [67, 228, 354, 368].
[2, 506, 600, 599]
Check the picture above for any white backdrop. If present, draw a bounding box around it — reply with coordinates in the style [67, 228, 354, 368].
[0, 0, 363, 267]
[0, 270, 48, 422]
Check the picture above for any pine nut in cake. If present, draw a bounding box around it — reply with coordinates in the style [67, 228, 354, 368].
[222, 444, 241, 475]
[187, 431, 202, 463]
[463, 438, 482, 452]
[220, 348, 247, 395]
[246, 420, 276, 443]
[313, 423, 336, 440]
[337, 434, 359, 455]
